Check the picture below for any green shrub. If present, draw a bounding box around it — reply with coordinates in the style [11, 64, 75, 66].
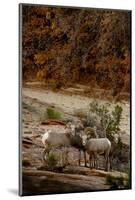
[106, 173, 130, 189]
[88, 100, 123, 140]
[47, 107, 62, 120]
[46, 152, 58, 170]
[106, 175, 125, 189]
[124, 169, 131, 189]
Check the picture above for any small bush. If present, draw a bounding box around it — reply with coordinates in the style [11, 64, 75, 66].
[88, 100, 123, 140]
[124, 169, 131, 189]
[47, 107, 62, 120]
[86, 112, 100, 127]
[46, 152, 58, 170]
[106, 175, 126, 189]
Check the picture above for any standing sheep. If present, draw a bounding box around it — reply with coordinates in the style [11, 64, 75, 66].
[83, 137, 111, 171]
[42, 129, 70, 166]
[42, 122, 86, 167]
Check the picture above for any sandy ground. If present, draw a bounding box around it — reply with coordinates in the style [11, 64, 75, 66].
[22, 87, 130, 145]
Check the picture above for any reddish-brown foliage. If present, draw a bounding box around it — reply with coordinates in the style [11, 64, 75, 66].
[22, 5, 131, 95]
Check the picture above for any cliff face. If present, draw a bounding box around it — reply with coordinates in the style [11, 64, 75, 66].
[22, 5, 131, 94]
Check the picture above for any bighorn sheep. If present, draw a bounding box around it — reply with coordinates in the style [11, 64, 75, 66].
[83, 136, 111, 171]
[42, 122, 86, 167]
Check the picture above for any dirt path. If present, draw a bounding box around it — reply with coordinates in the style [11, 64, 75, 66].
[22, 87, 130, 144]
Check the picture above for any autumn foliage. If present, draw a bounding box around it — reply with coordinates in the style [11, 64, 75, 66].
[22, 5, 131, 95]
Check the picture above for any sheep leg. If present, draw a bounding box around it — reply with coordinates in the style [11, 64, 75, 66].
[94, 157, 97, 169]
[63, 147, 69, 167]
[65, 148, 69, 166]
[42, 149, 49, 165]
[105, 155, 109, 171]
[110, 156, 113, 170]
[95, 154, 99, 169]
[91, 154, 95, 169]
[42, 149, 46, 164]
[78, 149, 81, 166]
[105, 155, 107, 171]
[106, 157, 108, 171]
[107, 156, 110, 171]
[93, 153, 98, 169]
[83, 150, 87, 167]
[89, 154, 91, 168]
[97, 158, 99, 169]
[89, 154, 92, 169]
[91, 154, 94, 168]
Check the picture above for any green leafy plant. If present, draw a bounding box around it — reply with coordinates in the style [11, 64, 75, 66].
[106, 175, 124, 189]
[47, 107, 62, 120]
[124, 169, 131, 189]
[46, 152, 58, 170]
[106, 172, 130, 189]
[89, 100, 123, 140]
